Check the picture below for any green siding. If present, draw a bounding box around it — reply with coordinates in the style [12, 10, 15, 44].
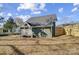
[32, 26, 52, 38]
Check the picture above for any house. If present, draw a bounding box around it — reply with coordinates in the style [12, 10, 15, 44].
[20, 22, 32, 37]
[0, 23, 8, 36]
[20, 14, 57, 38]
[0, 28, 3, 33]
[0, 23, 4, 33]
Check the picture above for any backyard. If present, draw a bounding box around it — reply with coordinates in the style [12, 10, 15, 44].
[0, 35, 79, 55]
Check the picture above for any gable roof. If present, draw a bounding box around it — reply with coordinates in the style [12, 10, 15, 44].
[26, 14, 57, 26]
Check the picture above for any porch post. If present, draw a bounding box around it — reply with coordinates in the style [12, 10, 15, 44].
[51, 22, 55, 37]
[31, 27, 33, 38]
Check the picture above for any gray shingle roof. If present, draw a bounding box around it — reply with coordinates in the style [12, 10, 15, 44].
[26, 14, 57, 26]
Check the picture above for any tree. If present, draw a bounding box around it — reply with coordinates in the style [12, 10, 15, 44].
[3, 17, 16, 32]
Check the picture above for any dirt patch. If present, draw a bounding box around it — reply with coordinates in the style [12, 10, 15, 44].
[0, 35, 79, 55]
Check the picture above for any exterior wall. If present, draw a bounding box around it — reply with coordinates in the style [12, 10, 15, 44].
[55, 27, 65, 36]
[32, 26, 52, 38]
[21, 28, 32, 36]
[64, 24, 79, 37]
[0, 28, 3, 33]
[43, 27, 52, 38]
[20, 26, 65, 38]
[20, 27, 32, 37]
[32, 26, 65, 38]
[15, 27, 20, 33]
[20, 23, 33, 37]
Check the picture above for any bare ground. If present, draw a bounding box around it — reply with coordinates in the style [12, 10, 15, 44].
[0, 35, 79, 55]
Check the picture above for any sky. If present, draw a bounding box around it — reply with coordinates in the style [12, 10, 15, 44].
[0, 3, 79, 25]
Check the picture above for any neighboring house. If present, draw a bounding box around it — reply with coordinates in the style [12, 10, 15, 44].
[0, 23, 4, 33]
[0, 28, 3, 33]
[20, 14, 57, 38]
[0, 17, 5, 33]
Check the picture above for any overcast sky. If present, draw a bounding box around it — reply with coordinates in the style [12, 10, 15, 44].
[0, 3, 79, 25]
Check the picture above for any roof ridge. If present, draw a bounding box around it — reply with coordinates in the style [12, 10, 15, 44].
[29, 14, 56, 19]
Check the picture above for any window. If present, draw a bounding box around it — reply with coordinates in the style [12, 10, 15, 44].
[25, 27, 29, 29]
[20, 27, 24, 29]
